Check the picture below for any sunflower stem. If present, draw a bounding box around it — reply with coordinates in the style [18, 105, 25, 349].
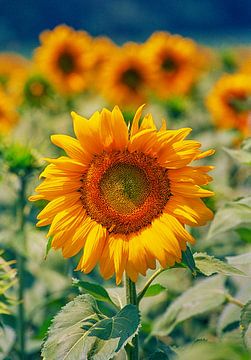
[16, 177, 27, 360]
[125, 276, 139, 360]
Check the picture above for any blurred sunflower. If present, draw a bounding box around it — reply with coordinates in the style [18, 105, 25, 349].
[34, 25, 92, 95]
[0, 53, 29, 98]
[206, 73, 251, 136]
[30, 106, 214, 284]
[145, 32, 205, 98]
[100, 43, 153, 108]
[0, 89, 19, 134]
[90, 36, 118, 88]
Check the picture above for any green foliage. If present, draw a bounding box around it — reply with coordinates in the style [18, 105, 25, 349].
[224, 138, 251, 165]
[42, 294, 140, 360]
[144, 284, 166, 298]
[194, 252, 245, 276]
[153, 275, 227, 336]
[241, 300, 251, 349]
[181, 246, 197, 275]
[0, 251, 16, 315]
[72, 278, 118, 308]
[207, 197, 251, 241]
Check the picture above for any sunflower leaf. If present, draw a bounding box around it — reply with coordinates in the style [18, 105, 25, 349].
[72, 278, 118, 308]
[44, 236, 53, 259]
[181, 246, 197, 276]
[42, 294, 140, 360]
[207, 197, 251, 241]
[240, 300, 251, 349]
[194, 252, 245, 276]
[224, 137, 251, 165]
[144, 284, 166, 298]
[153, 275, 227, 336]
[88, 304, 140, 353]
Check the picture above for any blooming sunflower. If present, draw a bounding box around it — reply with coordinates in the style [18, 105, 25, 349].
[206, 73, 251, 136]
[34, 25, 92, 95]
[0, 89, 18, 134]
[100, 43, 153, 108]
[144, 32, 205, 98]
[29, 105, 214, 284]
[0, 53, 29, 99]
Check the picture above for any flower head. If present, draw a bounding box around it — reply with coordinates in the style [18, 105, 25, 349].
[145, 32, 205, 98]
[30, 105, 214, 284]
[0, 89, 18, 134]
[100, 43, 153, 108]
[34, 25, 92, 95]
[206, 73, 251, 136]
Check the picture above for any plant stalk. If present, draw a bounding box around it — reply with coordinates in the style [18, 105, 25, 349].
[16, 177, 26, 360]
[137, 267, 166, 304]
[125, 276, 139, 360]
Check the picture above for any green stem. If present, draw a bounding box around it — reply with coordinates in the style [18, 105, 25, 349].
[225, 294, 244, 308]
[125, 276, 139, 360]
[137, 268, 166, 304]
[16, 177, 26, 360]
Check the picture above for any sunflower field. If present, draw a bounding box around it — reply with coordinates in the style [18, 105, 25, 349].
[0, 20, 251, 360]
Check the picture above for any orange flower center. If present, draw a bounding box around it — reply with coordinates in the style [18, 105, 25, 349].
[79, 150, 171, 234]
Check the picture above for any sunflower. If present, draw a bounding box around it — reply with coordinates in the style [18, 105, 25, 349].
[100, 43, 153, 108]
[144, 32, 205, 98]
[34, 25, 92, 95]
[0, 53, 29, 99]
[29, 105, 214, 284]
[0, 89, 18, 133]
[89, 36, 117, 77]
[206, 73, 251, 136]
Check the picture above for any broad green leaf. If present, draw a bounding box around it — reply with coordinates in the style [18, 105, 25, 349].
[88, 304, 140, 353]
[175, 341, 251, 360]
[153, 275, 226, 336]
[42, 294, 104, 360]
[42, 294, 140, 360]
[144, 284, 166, 298]
[207, 197, 251, 240]
[224, 138, 251, 165]
[148, 351, 170, 359]
[181, 247, 197, 275]
[72, 278, 117, 307]
[241, 300, 251, 349]
[227, 252, 251, 270]
[235, 228, 251, 243]
[194, 252, 245, 276]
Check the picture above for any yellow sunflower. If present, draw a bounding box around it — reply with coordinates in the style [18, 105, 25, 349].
[29, 105, 214, 284]
[0, 53, 29, 99]
[34, 25, 92, 95]
[90, 36, 118, 88]
[100, 43, 153, 108]
[0, 89, 18, 133]
[144, 31, 205, 98]
[206, 73, 251, 136]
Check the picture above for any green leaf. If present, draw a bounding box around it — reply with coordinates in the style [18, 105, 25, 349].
[235, 228, 251, 243]
[207, 197, 251, 240]
[144, 284, 166, 298]
[88, 304, 140, 353]
[181, 246, 197, 275]
[153, 275, 226, 336]
[72, 278, 117, 307]
[148, 351, 170, 359]
[42, 294, 140, 360]
[224, 138, 251, 165]
[194, 252, 245, 276]
[45, 237, 53, 259]
[241, 300, 251, 349]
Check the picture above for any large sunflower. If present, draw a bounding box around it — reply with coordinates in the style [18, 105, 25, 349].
[100, 43, 153, 108]
[30, 106, 214, 284]
[34, 25, 92, 95]
[206, 73, 251, 136]
[145, 32, 205, 98]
